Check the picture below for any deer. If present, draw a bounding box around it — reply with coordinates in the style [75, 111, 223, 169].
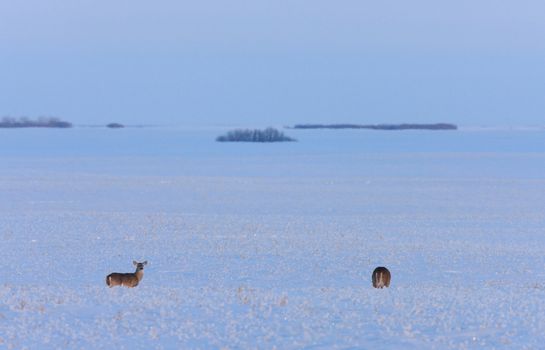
[372, 266, 391, 288]
[106, 261, 147, 288]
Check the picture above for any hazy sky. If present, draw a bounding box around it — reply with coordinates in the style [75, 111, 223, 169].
[1, 0, 544, 126]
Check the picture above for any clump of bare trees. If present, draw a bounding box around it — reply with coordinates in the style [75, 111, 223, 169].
[216, 127, 296, 142]
[0, 116, 72, 128]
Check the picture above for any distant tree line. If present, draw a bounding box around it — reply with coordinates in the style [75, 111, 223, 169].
[291, 123, 457, 130]
[0, 116, 72, 128]
[216, 127, 296, 142]
[106, 123, 124, 128]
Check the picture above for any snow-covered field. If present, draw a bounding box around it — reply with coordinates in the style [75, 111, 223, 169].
[1, 128, 544, 349]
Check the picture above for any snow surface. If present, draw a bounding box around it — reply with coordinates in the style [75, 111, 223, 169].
[1, 128, 544, 349]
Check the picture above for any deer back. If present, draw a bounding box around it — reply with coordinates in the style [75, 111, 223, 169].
[106, 272, 141, 287]
[372, 266, 391, 288]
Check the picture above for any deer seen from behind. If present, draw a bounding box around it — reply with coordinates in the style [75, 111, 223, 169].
[372, 266, 391, 288]
[106, 261, 147, 288]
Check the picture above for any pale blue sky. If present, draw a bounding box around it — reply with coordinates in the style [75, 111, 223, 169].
[1, 0, 544, 126]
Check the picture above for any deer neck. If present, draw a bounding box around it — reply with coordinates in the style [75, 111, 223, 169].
[134, 269, 144, 281]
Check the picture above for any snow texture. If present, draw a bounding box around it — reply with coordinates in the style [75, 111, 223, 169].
[1, 128, 544, 349]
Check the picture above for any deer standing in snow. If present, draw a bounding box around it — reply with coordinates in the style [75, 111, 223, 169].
[372, 266, 391, 288]
[106, 261, 147, 288]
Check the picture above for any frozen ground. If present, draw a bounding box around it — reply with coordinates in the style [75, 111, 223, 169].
[1, 128, 544, 349]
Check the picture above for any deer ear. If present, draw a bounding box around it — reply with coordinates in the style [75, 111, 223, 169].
[133, 260, 137, 266]
[143, 261, 148, 265]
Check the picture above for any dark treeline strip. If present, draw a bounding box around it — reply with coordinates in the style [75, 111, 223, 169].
[217, 127, 296, 142]
[291, 123, 457, 130]
[0, 117, 72, 128]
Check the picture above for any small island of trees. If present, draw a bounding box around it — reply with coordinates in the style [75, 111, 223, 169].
[106, 123, 125, 128]
[0, 117, 72, 128]
[216, 127, 296, 142]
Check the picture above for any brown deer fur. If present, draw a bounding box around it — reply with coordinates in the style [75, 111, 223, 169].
[106, 261, 147, 288]
[372, 266, 391, 288]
